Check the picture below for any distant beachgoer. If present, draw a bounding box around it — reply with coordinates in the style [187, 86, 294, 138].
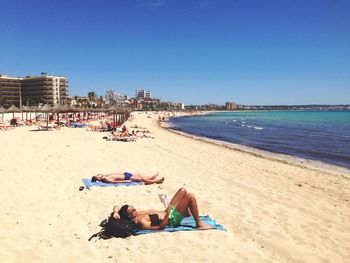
[130, 130, 152, 138]
[116, 188, 213, 230]
[121, 125, 129, 136]
[110, 129, 133, 138]
[91, 171, 164, 185]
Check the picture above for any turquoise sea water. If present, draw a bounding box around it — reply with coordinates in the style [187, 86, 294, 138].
[168, 111, 350, 169]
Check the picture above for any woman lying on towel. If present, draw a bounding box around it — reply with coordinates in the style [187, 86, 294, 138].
[91, 171, 164, 185]
[116, 188, 213, 230]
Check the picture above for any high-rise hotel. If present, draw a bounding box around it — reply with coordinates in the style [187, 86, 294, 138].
[0, 74, 68, 107]
[135, 89, 151, 99]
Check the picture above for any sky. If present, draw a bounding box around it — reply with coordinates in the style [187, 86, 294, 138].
[0, 0, 349, 105]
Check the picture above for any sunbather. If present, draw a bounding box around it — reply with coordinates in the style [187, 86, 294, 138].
[107, 131, 137, 141]
[111, 130, 132, 137]
[121, 125, 129, 136]
[91, 171, 164, 185]
[131, 130, 154, 138]
[116, 188, 213, 230]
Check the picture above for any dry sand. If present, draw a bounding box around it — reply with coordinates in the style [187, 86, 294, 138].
[0, 112, 349, 262]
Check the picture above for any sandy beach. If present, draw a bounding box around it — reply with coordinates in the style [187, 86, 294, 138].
[1, 112, 350, 263]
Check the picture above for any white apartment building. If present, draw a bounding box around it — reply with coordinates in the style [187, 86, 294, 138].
[135, 89, 151, 99]
[105, 90, 128, 107]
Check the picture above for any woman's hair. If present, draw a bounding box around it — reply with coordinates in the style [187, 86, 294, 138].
[118, 204, 130, 219]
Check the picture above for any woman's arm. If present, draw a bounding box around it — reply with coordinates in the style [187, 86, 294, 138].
[159, 207, 171, 229]
[138, 218, 162, 230]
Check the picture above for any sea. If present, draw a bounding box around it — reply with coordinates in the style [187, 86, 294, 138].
[167, 111, 350, 169]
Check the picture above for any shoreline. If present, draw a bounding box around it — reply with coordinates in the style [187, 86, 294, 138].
[1, 111, 350, 262]
[160, 114, 350, 178]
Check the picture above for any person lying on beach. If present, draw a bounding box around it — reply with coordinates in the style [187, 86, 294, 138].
[131, 130, 154, 138]
[116, 188, 213, 230]
[111, 129, 132, 138]
[109, 131, 138, 141]
[121, 125, 129, 136]
[130, 125, 146, 129]
[91, 171, 164, 185]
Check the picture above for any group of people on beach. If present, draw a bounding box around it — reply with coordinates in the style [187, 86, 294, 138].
[91, 170, 213, 232]
[107, 125, 154, 140]
[89, 119, 213, 238]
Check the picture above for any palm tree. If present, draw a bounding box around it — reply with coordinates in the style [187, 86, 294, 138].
[88, 91, 96, 101]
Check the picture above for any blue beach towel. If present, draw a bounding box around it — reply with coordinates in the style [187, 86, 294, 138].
[81, 178, 142, 189]
[134, 215, 225, 235]
[70, 123, 88, 128]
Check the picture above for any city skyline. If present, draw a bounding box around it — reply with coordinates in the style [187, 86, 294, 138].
[1, 0, 349, 105]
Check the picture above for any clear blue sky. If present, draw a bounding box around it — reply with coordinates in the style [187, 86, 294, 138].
[1, 0, 349, 105]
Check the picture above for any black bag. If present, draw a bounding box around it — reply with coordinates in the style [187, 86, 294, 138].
[89, 216, 135, 241]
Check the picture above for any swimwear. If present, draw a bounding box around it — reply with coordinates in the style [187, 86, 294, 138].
[124, 172, 133, 180]
[168, 206, 184, 227]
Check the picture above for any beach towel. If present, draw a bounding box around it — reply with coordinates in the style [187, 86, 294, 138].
[133, 215, 225, 235]
[81, 178, 142, 189]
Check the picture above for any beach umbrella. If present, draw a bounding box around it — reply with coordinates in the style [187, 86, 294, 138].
[21, 106, 29, 121]
[107, 105, 119, 128]
[30, 106, 39, 121]
[52, 105, 69, 125]
[40, 104, 52, 127]
[53, 104, 69, 114]
[60, 104, 71, 124]
[40, 104, 53, 112]
[51, 104, 61, 125]
[0, 105, 5, 123]
[27, 106, 36, 120]
[6, 104, 21, 119]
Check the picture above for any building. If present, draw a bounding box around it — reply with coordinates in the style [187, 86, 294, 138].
[145, 90, 151, 99]
[22, 75, 68, 106]
[225, 101, 237, 110]
[105, 90, 128, 107]
[0, 75, 22, 107]
[131, 98, 143, 110]
[0, 74, 68, 107]
[135, 89, 151, 99]
[159, 101, 185, 110]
